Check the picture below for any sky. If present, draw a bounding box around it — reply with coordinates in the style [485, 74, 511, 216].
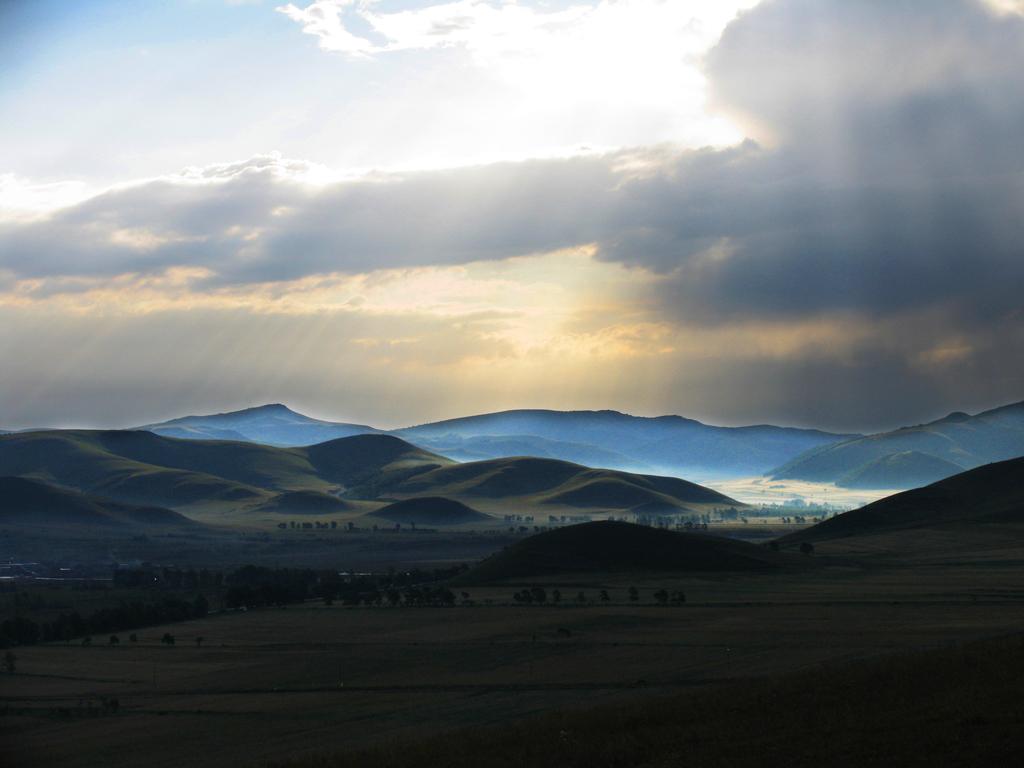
[1, 0, 1023, 432]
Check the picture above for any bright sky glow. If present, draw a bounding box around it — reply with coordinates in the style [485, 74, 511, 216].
[0, 0, 755, 205]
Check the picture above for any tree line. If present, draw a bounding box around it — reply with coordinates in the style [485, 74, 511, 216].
[1, 594, 209, 648]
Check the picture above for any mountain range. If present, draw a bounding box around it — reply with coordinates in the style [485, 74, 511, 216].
[9, 399, 1022, 493]
[140, 404, 856, 477]
[772, 401, 1024, 488]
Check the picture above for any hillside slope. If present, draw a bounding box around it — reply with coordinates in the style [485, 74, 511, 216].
[0, 476, 198, 528]
[460, 521, 783, 582]
[774, 400, 1024, 488]
[781, 457, 1024, 543]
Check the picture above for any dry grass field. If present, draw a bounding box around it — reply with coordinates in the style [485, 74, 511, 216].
[5, 537, 1024, 768]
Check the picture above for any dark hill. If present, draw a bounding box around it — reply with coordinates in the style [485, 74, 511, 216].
[0, 476, 197, 528]
[460, 521, 782, 582]
[782, 457, 1024, 543]
[379, 456, 738, 512]
[773, 399, 1024, 488]
[366, 497, 491, 526]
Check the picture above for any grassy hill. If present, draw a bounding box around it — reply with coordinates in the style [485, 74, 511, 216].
[404, 433, 649, 471]
[781, 457, 1024, 544]
[0, 476, 198, 528]
[0, 431, 449, 511]
[365, 497, 492, 526]
[140, 403, 381, 446]
[460, 520, 782, 582]
[773, 400, 1024, 488]
[251, 490, 356, 515]
[376, 456, 738, 513]
[399, 408, 856, 477]
[0, 429, 736, 521]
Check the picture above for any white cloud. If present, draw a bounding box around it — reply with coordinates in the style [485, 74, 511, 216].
[277, 0, 759, 152]
[276, 0, 378, 55]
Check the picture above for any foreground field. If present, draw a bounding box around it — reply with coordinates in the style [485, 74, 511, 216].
[4, 549, 1024, 768]
[294, 633, 1024, 768]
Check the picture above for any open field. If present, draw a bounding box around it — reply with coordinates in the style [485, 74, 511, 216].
[705, 474, 894, 508]
[287, 632, 1024, 768]
[5, 544, 1024, 768]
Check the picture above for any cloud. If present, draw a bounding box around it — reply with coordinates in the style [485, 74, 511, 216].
[276, 0, 379, 55]
[275, 0, 753, 151]
[3, 0, 1023, 430]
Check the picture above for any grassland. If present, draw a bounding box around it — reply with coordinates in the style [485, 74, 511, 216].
[4, 541, 1024, 768]
[284, 632, 1024, 768]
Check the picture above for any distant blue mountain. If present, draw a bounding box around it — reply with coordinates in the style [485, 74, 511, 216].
[140, 404, 856, 476]
[772, 400, 1024, 488]
[397, 409, 857, 477]
[140, 403, 381, 446]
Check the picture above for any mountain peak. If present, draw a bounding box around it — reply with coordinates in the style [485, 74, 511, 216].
[245, 403, 294, 414]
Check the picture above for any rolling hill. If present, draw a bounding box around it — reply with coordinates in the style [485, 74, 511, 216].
[773, 400, 1024, 488]
[781, 457, 1024, 544]
[140, 403, 381, 446]
[405, 433, 649, 471]
[0, 476, 198, 528]
[365, 497, 492, 526]
[0, 431, 450, 511]
[459, 521, 783, 582]
[375, 456, 739, 513]
[250, 490, 357, 515]
[399, 409, 856, 477]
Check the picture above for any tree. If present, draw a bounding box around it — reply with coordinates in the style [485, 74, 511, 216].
[599, 590, 610, 602]
[551, 589, 561, 604]
[653, 589, 668, 605]
[576, 591, 586, 604]
[3, 650, 15, 674]
[195, 636, 204, 648]
[129, 633, 138, 643]
[800, 541, 815, 556]
[530, 587, 547, 604]
[109, 635, 120, 646]
[628, 587, 639, 602]
[161, 633, 176, 646]
[81, 636, 92, 647]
